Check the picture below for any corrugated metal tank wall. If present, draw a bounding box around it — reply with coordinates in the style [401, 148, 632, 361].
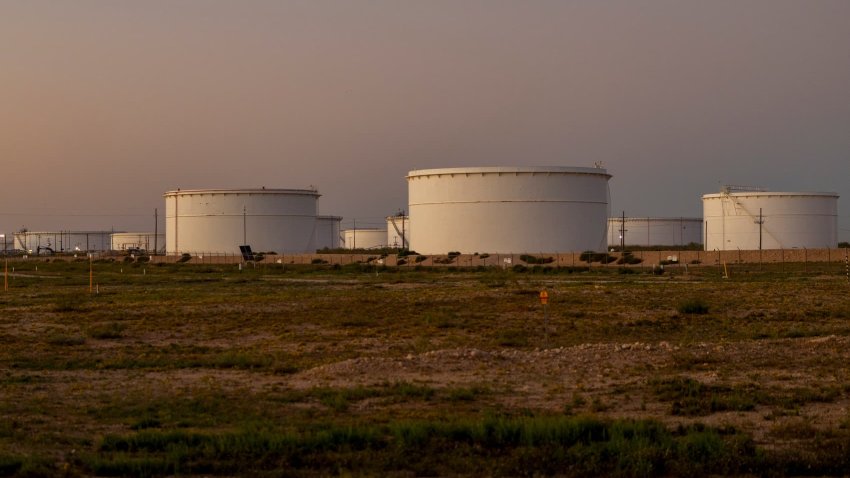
[702, 192, 838, 250]
[315, 216, 343, 250]
[164, 189, 319, 255]
[342, 229, 387, 250]
[607, 218, 703, 247]
[111, 232, 166, 253]
[408, 167, 611, 254]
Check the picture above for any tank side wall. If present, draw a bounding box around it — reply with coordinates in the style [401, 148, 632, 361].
[409, 172, 610, 254]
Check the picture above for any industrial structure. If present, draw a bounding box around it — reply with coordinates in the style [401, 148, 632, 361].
[315, 215, 343, 250]
[342, 228, 387, 250]
[607, 217, 702, 248]
[386, 214, 409, 249]
[13, 231, 116, 254]
[110, 232, 165, 254]
[164, 188, 321, 255]
[702, 187, 839, 250]
[407, 166, 612, 254]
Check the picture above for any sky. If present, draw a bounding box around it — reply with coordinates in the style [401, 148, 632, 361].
[1, 0, 849, 239]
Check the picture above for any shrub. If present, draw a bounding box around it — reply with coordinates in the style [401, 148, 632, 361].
[311, 258, 328, 264]
[678, 298, 709, 315]
[617, 252, 643, 265]
[580, 251, 616, 264]
[88, 322, 125, 340]
[520, 254, 554, 264]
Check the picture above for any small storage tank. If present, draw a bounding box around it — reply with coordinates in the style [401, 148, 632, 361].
[702, 189, 839, 250]
[386, 215, 409, 249]
[164, 188, 319, 255]
[342, 228, 387, 250]
[14, 231, 115, 253]
[111, 232, 166, 254]
[607, 217, 703, 247]
[315, 215, 343, 250]
[408, 166, 611, 254]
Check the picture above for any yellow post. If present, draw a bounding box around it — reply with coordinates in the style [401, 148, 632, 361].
[723, 262, 729, 279]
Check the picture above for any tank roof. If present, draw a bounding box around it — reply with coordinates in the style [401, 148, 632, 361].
[407, 166, 610, 179]
[163, 188, 320, 197]
[702, 191, 838, 199]
[608, 217, 702, 222]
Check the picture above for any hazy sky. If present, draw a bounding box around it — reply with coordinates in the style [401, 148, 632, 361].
[2, 1, 849, 239]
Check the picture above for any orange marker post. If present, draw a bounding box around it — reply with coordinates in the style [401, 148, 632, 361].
[540, 290, 550, 346]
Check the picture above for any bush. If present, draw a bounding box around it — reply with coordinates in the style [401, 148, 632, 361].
[311, 258, 328, 264]
[580, 251, 616, 264]
[88, 322, 125, 340]
[678, 298, 709, 315]
[520, 254, 554, 264]
[617, 252, 643, 265]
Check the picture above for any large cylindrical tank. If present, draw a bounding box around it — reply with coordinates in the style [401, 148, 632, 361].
[386, 215, 410, 249]
[315, 216, 343, 250]
[407, 166, 612, 254]
[702, 191, 839, 250]
[607, 218, 703, 247]
[164, 188, 319, 255]
[111, 232, 166, 254]
[342, 229, 387, 250]
[14, 231, 114, 253]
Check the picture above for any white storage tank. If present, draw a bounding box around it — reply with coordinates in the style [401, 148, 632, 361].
[315, 215, 343, 250]
[14, 231, 115, 253]
[607, 217, 703, 247]
[111, 232, 166, 254]
[386, 215, 410, 249]
[407, 166, 612, 254]
[342, 228, 387, 250]
[702, 189, 839, 250]
[164, 188, 319, 255]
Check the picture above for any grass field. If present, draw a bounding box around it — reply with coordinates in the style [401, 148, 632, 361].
[2, 259, 850, 476]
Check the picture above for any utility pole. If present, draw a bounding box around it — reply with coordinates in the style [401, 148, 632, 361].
[620, 211, 626, 251]
[755, 208, 764, 251]
[154, 208, 158, 256]
[243, 206, 247, 245]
